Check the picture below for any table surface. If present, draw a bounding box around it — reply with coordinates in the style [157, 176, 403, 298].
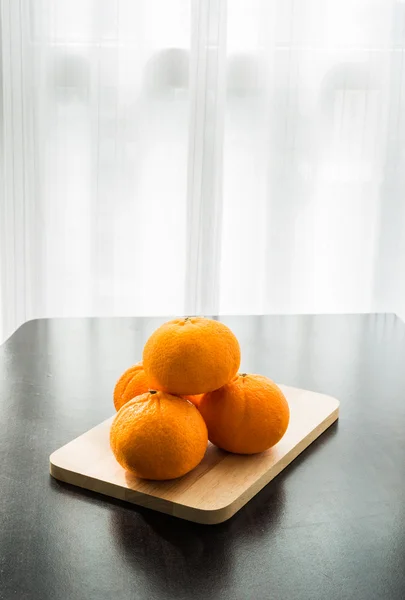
[1, 315, 405, 600]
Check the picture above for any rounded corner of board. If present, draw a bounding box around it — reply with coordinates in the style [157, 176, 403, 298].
[49, 452, 62, 477]
[319, 391, 340, 415]
[329, 396, 341, 415]
[330, 395, 340, 407]
[190, 500, 240, 525]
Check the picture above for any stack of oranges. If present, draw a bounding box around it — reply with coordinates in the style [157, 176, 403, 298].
[110, 317, 290, 480]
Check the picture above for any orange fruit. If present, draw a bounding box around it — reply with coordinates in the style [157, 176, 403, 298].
[199, 374, 290, 454]
[184, 394, 203, 407]
[114, 363, 204, 411]
[110, 390, 208, 480]
[143, 317, 241, 395]
[113, 362, 149, 411]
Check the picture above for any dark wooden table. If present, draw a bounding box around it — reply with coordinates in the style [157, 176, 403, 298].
[1, 315, 405, 600]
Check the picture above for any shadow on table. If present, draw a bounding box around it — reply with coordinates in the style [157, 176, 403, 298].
[109, 426, 340, 599]
[50, 422, 338, 598]
[109, 478, 286, 599]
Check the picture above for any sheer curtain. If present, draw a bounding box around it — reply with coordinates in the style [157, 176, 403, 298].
[1, 0, 405, 343]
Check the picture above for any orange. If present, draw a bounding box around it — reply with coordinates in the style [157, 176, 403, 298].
[113, 362, 149, 411]
[184, 394, 203, 407]
[199, 374, 290, 454]
[143, 317, 241, 395]
[114, 362, 204, 411]
[110, 390, 208, 480]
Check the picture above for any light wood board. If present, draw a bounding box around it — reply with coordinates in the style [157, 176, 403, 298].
[50, 385, 339, 524]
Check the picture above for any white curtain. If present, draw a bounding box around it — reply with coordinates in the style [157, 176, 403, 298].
[1, 0, 405, 343]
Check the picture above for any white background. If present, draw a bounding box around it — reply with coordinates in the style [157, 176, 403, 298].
[1, 0, 405, 342]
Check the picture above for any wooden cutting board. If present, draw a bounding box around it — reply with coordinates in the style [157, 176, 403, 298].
[50, 385, 339, 524]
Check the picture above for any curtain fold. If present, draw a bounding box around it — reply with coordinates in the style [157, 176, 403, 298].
[1, 0, 405, 343]
[185, 0, 226, 316]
